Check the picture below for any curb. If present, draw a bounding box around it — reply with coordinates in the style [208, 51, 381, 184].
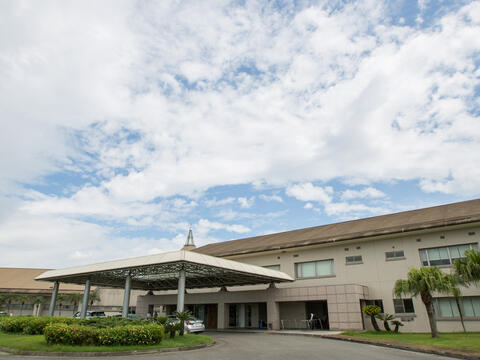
[0, 340, 215, 357]
[321, 335, 480, 360]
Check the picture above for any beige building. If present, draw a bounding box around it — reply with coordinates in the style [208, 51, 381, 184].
[136, 199, 480, 332]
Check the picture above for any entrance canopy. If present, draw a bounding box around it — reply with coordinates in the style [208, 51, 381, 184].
[35, 250, 293, 290]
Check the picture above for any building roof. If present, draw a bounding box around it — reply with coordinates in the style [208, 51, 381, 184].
[35, 250, 293, 290]
[194, 198, 480, 257]
[0, 268, 85, 294]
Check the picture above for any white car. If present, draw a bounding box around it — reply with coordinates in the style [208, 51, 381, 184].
[167, 315, 205, 333]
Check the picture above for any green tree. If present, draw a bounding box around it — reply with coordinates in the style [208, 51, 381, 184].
[376, 313, 395, 332]
[394, 267, 453, 338]
[89, 291, 100, 306]
[173, 310, 193, 336]
[391, 320, 404, 333]
[32, 296, 45, 317]
[65, 293, 83, 315]
[17, 295, 30, 316]
[4, 294, 18, 314]
[0, 294, 7, 311]
[454, 249, 480, 285]
[56, 294, 66, 316]
[361, 305, 381, 331]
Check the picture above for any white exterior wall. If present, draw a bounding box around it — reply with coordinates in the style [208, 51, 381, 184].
[225, 224, 480, 332]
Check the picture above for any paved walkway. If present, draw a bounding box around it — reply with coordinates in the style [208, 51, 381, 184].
[0, 332, 455, 360]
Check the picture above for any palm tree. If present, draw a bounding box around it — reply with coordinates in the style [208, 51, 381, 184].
[89, 291, 100, 306]
[0, 294, 7, 311]
[17, 295, 30, 316]
[56, 294, 66, 316]
[376, 313, 395, 332]
[32, 297, 45, 317]
[65, 293, 83, 315]
[4, 294, 18, 315]
[361, 305, 381, 331]
[173, 310, 193, 336]
[454, 249, 480, 285]
[394, 267, 453, 338]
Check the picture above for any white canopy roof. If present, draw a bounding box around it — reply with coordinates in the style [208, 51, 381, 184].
[35, 250, 293, 290]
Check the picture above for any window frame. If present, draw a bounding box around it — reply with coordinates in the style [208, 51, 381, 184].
[393, 298, 415, 314]
[345, 255, 363, 265]
[419, 243, 478, 267]
[295, 259, 335, 279]
[385, 250, 405, 261]
[434, 296, 480, 319]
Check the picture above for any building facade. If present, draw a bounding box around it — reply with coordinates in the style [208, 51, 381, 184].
[136, 199, 480, 332]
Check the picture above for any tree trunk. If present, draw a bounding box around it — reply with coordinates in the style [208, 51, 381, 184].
[179, 320, 185, 336]
[421, 291, 438, 338]
[454, 297, 466, 332]
[383, 320, 392, 332]
[169, 329, 175, 338]
[370, 315, 380, 331]
[394, 324, 399, 333]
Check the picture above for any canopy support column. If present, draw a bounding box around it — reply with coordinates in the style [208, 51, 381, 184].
[176, 269, 186, 312]
[80, 279, 91, 319]
[48, 281, 59, 316]
[122, 274, 132, 318]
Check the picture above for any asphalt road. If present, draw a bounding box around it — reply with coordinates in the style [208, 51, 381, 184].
[0, 332, 455, 360]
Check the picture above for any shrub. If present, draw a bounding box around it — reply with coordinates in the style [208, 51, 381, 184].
[44, 323, 98, 345]
[97, 324, 164, 346]
[76, 317, 149, 328]
[0, 316, 73, 334]
[362, 305, 381, 331]
[23, 317, 57, 335]
[156, 316, 168, 325]
[44, 323, 164, 346]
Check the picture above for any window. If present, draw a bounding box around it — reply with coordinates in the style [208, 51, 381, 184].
[263, 264, 280, 271]
[296, 259, 334, 278]
[345, 255, 363, 264]
[385, 250, 405, 260]
[419, 243, 478, 266]
[393, 299, 415, 313]
[434, 297, 480, 318]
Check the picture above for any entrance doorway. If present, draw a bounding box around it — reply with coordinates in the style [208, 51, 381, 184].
[228, 303, 266, 328]
[305, 301, 329, 330]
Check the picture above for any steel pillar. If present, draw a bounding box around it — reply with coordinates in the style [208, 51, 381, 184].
[80, 279, 91, 319]
[48, 281, 59, 316]
[176, 269, 186, 312]
[122, 274, 132, 318]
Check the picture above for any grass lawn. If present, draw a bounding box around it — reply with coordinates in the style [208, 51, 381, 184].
[0, 332, 213, 353]
[341, 331, 480, 352]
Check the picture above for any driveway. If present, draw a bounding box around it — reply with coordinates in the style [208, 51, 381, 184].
[0, 332, 455, 360]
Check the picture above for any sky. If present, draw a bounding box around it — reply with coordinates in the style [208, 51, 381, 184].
[0, 0, 479, 269]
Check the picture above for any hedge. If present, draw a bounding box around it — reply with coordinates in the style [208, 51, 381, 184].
[0, 316, 74, 335]
[0, 316, 157, 335]
[44, 323, 164, 346]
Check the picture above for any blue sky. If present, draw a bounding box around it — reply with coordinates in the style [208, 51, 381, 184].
[0, 0, 479, 268]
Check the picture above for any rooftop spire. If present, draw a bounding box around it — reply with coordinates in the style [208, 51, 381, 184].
[183, 228, 196, 250]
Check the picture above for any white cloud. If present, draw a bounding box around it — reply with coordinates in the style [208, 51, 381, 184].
[204, 197, 236, 207]
[195, 219, 250, 235]
[304, 202, 313, 209]
[259, 194, 283, 203]
[286, 183, 333, 204]
[341, 187, 386, 200]
[1, 1, 479, 267]
[238, 196, 255, 208]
